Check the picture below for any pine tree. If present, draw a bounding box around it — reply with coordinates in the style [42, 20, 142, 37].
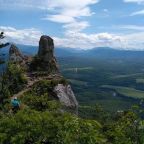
[0, 32, 9, 48]
[0, 32, 9, 64]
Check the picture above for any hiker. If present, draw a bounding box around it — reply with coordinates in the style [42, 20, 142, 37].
[11, 97, 20, 112]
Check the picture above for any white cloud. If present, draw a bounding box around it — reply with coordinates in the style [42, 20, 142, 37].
[41, 0, 100, 50]
[0, 0, 99, 12]
[42, 0, 98, 24]
[116, 25, 144, 31]
[123, 32, 144, 50]
[0, 0, 52, 10]
[47, 0, 99, 9]
[1, 26, 144, 50]
[130, 9, 144, 16]
[124, 0, 144, 4]
[43, 15, 75, 23]
[63, 21, 90, 32]
[0, 0, 99, 35]
[54, 31, 144, 50]
[54, 32, 124, 49]
[0, 26, 42, 46]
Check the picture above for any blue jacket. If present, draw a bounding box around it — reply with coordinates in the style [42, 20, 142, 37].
[11, 99, 20, 107]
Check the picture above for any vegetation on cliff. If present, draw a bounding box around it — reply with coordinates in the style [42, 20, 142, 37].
[0, 63, 144, 144]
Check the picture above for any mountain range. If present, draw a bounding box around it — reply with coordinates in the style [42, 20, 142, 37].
[1, 44, 144, 61]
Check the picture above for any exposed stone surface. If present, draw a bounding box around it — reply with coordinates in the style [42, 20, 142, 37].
[54, 84, 78, 114]
[37, 35, 59, 73]
[9, 44, 24, 62]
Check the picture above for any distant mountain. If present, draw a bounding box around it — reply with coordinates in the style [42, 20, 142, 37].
[55, 47, 83, 57]
[1, 44, 144, 61]
[16, 44, 38, 56]
[83, 47, 144, 60]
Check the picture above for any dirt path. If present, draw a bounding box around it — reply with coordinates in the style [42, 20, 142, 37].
[11, 73, 62, 99]
[11, 79, 39, 99]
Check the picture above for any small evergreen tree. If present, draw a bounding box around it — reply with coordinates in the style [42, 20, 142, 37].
[0, 32, 9, 64]
[0, 32, 9, 48]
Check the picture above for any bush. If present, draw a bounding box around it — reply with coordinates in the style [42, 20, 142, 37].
[21, 92, 61, 112]
[0, 63, 27, 106]
[0, 109, 105, 144]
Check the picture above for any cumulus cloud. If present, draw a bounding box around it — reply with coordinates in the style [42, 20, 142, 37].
[54, 32, 124, 49]
[1, 26, 144, 50]
[54, 31, 144, 50]
[42, 0, 98, 25]
[0, 26, 42, 46]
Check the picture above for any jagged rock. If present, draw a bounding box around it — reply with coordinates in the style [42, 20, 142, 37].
[9, 44, 24, 62]
[9, 44, 29, 63]
[37, 35, 59, 73]
[54, 84, 78, 114]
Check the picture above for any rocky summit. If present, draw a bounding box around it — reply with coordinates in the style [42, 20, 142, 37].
[37, 35, 59, 73]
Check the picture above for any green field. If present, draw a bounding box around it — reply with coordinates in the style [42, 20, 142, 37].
[136, 79, 144, 84]
[68, 79, 87, 86]
[111, 73, 144, 79]
[62, 67, 94, 72]
[101, 85, 144, 99]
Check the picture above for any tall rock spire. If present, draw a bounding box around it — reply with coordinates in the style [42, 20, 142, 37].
[37, 35, 59, 73]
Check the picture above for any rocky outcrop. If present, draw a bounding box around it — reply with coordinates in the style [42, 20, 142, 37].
[54, 84, 78, 114]
[9, 44, 30, 65]
[36, 35, 78, 114]
[37, 35, 59, 73]
[9, 44, 24, 62]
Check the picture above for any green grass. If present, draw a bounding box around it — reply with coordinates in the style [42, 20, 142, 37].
[111, 73, 143, 79]
[101, 85, 144, 99]
[68, 79, 87, 86]
[136, 79, 144, 84]
[62, 67, 94, 72]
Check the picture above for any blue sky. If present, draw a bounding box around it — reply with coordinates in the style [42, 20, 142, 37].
[0, 0, 144, 49]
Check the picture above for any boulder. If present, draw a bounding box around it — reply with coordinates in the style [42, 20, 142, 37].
[54, 84, 78, 114]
